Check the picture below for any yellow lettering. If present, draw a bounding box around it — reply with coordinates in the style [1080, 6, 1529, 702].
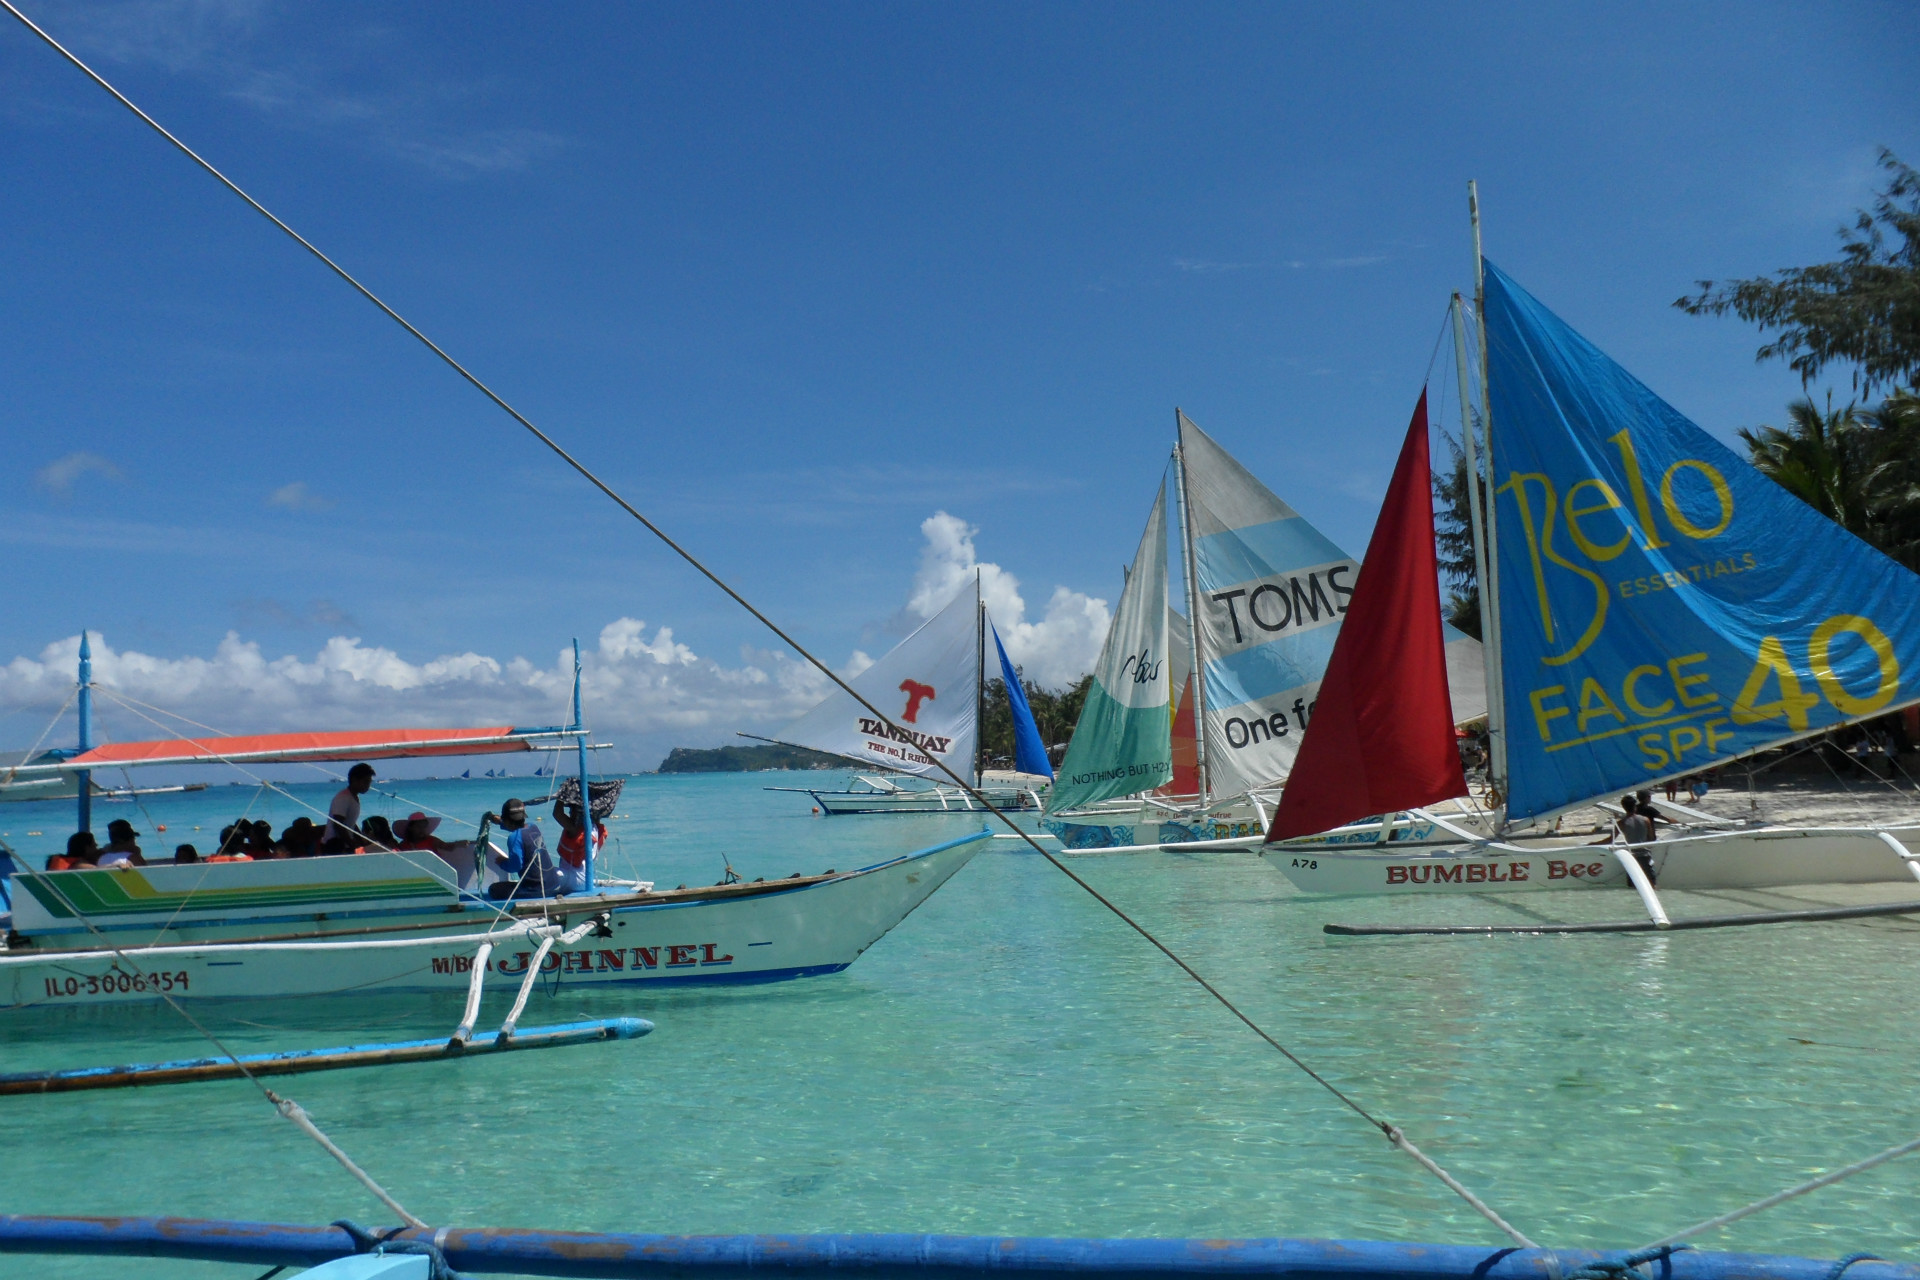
[1530, 685, 1571, 742]
[1659, 459, 1734, 539]
[1498, 471, 1611, 667]
[1622, 664, 1674, 717]
[1669, 725, 1703, 761]
[1577, 678, 1625, 733]
[1704, 719, 1735, 754]
[1809, 614, 1900, 717]
[1667, 653, 1718, 708]
[1638, 732, 1670, 771]
[1564, 478, 1632, 561]
[1732, 636, 1819, 731]
[1607, 428, 1669, 549]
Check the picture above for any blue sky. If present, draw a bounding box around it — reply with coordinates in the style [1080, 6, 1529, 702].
[2, 0, 1914, 769]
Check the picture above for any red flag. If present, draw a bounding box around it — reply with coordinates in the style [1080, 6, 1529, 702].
[1267, 391, 1466, 841]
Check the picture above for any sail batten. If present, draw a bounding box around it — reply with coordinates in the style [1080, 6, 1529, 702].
[1486, 261, 1920, 820]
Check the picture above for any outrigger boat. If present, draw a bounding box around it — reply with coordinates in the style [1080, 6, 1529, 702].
[758, 578, 1055, 815]
[1266, 205, 1920, 927]
[0, 640, 990, 1008]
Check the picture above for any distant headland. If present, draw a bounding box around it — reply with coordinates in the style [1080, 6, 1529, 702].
[658, 744, 847, 773]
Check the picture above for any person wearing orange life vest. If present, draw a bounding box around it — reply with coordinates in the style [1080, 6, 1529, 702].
[553, 797, 604, 894]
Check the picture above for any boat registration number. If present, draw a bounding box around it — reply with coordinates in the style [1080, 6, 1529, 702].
[42, 970, 190, 999]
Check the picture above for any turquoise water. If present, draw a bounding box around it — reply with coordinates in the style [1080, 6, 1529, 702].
[2, 772, 1917, 1277]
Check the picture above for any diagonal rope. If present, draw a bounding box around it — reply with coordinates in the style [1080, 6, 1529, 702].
[2, 0, 1531, 1246]
[1637, 1131, 1920, 1250]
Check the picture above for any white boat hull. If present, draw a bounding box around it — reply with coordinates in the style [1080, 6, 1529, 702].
[1266, 825, 1920, 896]
[0, 831, 988, 1009]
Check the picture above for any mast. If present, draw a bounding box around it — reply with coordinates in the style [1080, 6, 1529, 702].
[1467, 181, 1508, 808]
[571, 639, 596, 894]
[1449, 293, 1499, 783]
[974, 569, 985, 787]
[75, 631, 93, 834]
[1172, 419, 1209, 803]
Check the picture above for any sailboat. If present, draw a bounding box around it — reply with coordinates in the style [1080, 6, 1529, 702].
[761, 579, 1052, 815]
[0, 637, 991, 1007]
[1271, 235, 1920, 920]
[1042, 422, 1488, 851]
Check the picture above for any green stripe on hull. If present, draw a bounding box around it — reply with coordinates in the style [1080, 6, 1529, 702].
[20, 871, 449, 919]
[1047, 683, 1173, 811]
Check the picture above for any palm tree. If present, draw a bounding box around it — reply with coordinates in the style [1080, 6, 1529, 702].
[1737, 397, 1876, 538]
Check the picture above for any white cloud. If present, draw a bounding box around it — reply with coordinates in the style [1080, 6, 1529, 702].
[0, 512, 1111, 764]
[907, 512, 1108, 689]
[267, 481, 333, 512]
[0, 623, 832, 760]
[35, 452, 124, 497]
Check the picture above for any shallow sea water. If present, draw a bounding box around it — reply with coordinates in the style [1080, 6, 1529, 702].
[2, 773, 1917, 1277]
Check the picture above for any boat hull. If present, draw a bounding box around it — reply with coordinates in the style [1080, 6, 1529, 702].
[1267, 826, 1920, 896]
[0, 831, 988, 1009]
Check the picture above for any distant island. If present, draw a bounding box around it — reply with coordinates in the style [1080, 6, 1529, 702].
[658, 744, 848, 773]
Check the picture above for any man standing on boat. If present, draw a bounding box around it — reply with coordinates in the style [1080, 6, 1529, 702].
[324, 763, 376, 854]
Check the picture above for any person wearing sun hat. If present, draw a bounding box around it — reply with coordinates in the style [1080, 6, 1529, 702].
[394, 812, 449, 853]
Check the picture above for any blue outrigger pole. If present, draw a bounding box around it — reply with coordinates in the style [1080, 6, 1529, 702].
[75, 631, 92, 835]
[572, 639, 595, 894]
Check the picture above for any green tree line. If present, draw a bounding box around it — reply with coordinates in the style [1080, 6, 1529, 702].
[978, 673, 1092, 769]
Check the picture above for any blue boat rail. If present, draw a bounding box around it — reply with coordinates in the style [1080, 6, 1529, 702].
[0, 1217, 1912, 1280]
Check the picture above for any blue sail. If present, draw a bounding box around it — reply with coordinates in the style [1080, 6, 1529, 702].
[992, 623, 1054, 779]
[1486, 261, 1920, 819]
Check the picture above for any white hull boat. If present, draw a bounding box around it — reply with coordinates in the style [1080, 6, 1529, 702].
[776, 774, 1044, 816]
[1, 831, 989, 1009]
[1269, 823, 1920, 897]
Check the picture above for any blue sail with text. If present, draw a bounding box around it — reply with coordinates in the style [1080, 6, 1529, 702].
[1486, 261, 1920, 820]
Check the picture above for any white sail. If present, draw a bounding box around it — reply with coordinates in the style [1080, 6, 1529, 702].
[774, 584, 979, 777]
[1179, 413, 1484, 798]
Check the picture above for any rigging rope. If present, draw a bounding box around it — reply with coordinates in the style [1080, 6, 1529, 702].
[1, 0, 1531, 1245]
[1637, 1130, 1920, 1250]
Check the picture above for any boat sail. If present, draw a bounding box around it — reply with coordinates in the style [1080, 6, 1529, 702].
[762, 580, 1047, 814]
[1044, 486, 1174, 814]
[1043, 419, 1486, 850]
[1275, 251, 1920, 910]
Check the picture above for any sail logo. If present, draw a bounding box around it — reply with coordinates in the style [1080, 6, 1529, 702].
[1117, 648, 1162, 685]
[1501, 429, 1735, 667]
[898, 679, 936, 723]
[1208, 566, 1354, 646]
[857, 717, 954, 756]
[1222, 697, 1313, 751]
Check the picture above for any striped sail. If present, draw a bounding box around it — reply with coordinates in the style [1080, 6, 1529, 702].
[1046, 487, 1173, 812]
[1180, 413, 1355, 798]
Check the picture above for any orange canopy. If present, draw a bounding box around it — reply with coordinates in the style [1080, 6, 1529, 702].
[48, 726, 578, 771]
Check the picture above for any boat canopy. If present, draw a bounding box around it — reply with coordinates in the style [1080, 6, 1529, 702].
[10, 726, 583, 774]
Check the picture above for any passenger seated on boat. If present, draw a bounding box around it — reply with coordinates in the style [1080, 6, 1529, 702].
[324, 763, 376, 854]
[278, 817, 322, 858]
[174, 843, 199, 864]
[47, 831, 100, 871]
[244, 820, 277, 858]
[484, 798, 556, 899]
[553, 798, 606, 894]
[359, 815, 396, 853]
[96, 819, 146, 868]
[207, 830, 252, 863]
[395, 812, 447, 851]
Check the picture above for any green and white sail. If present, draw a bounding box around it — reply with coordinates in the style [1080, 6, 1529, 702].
[1046, 486, 1173, 812]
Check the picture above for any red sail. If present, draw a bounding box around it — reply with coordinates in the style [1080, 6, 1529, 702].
[1267, 391, 1466, 840]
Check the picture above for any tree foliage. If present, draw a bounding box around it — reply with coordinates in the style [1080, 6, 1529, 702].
[978, 673, 1093, 767]
[1676, 150, 1920, 394]
[1739, 391, 1920, 571]
[1432, 426, 1484, 639]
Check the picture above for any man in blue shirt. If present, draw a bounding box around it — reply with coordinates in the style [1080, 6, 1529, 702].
[485, 798, 556, 900]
